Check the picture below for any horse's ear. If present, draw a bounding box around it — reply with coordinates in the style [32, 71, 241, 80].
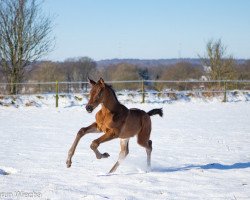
[88, 77, 96, 86]
[99, 77, 105, 88]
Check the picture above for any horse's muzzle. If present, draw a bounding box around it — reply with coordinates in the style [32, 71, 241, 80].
[86, 105, 93, 113]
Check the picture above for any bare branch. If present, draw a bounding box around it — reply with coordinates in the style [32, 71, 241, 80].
[0, 0, 54, 94]
[200, 39, 236, 80]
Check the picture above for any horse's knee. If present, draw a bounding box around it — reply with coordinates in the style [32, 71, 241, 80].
[90, 140, 99, 150]
[121, 144, 129, 157]
[146, 142, 152, 158]
[77, 128, 86, 137]
[118, 150, 128, 162]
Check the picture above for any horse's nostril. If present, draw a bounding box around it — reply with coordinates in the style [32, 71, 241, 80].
[86, 105, 93, 113]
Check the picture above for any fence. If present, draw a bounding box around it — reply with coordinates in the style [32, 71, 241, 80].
[0, 80, 250, 106]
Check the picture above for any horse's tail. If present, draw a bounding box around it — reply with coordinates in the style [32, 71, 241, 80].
[147, 108, 163, 117]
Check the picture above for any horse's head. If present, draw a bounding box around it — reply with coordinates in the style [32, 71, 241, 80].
[86, 77, 106, 113]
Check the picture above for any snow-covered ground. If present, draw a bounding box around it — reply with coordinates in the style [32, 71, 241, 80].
[0, 102, 250, 199]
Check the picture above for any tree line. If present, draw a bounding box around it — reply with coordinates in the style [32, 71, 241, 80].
[0, 49, 250, 93]
[1, 54, 249, 83]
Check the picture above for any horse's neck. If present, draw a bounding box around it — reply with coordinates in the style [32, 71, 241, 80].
[102, 87, 120, 113]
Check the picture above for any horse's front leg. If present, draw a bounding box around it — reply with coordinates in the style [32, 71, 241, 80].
[90, 131, 117, 159]
[66, 122, 100, 168]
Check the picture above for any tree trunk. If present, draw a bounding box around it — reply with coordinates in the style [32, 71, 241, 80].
[9, 75, 17, 95]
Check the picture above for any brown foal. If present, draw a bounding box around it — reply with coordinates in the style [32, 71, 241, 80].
[66, 78, 163, 173]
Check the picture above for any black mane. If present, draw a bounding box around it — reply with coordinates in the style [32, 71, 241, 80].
[105, 83, 119, 102]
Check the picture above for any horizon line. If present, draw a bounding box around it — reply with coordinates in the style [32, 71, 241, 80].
[41, 57, 250, 62]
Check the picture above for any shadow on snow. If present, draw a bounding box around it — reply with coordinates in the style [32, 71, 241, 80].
[0, 169, 9, 175]
[152, 162, 250, 173]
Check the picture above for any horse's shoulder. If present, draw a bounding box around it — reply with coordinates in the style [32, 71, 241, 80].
[95, 109, 104, 123]
[94, 109, 105, 131]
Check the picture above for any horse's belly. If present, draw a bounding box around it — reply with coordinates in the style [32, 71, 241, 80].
[119, 118, 142, 138]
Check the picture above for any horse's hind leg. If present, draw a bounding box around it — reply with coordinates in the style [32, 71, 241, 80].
[137, 115, 152, 170]
[66, 122, 100, 168]
[109, 138, 129, 173]
[146, 140, 152, 168]
[138, 137, 152, 169]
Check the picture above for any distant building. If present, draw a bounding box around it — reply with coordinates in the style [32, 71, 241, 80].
[200, 76, 209, 81]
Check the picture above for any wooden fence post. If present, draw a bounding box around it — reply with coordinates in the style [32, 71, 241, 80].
[223, 81, 227, 102]
[55, 81, 59, 107]
[141, 79, 145, 103]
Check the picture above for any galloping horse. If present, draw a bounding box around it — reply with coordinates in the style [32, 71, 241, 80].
[66, 78, 163, 173]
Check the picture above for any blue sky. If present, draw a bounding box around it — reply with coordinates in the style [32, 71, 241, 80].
[43, 0, 250, 61]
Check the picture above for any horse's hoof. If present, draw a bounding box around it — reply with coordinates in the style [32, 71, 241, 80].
[102, 152, 110, 158]
[66, 160, 72, 168]
[96, 152, 110, 159]
[108, 168, 115, 174]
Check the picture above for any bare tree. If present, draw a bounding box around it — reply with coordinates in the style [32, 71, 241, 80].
[29, 61, 64, 82]
[0, 0, 54, 94]
[160, 62, 203, 81]
[61, 57, 97, 92]
[74, 57, 97, 91]
[200, 39, 236, 80]
[155, 62, 204, 91]
[99, 63, 140, 90]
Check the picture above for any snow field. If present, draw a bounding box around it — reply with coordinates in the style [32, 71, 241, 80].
[0, 102, 250, 199]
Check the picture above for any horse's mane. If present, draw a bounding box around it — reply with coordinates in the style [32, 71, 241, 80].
[105, 83, 119, 102]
